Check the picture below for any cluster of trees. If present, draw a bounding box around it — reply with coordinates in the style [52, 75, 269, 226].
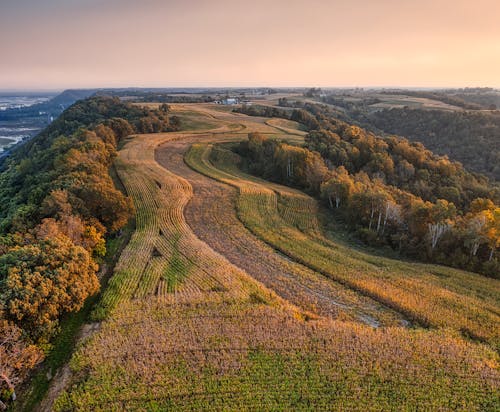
[0, 97, 178, 405]
[298, 91, 500, 181]
[321, 96, 381, 113]
[235, 103, 324, 131]
[277, 98, 362, 129]
[234, 104, 292, 119]
[366, 108, 500, 181]
[0, 321, 42, 410]
[121, 93, 215, 104]
[236, 113, 500, 278]
[303, 87, 323, 98]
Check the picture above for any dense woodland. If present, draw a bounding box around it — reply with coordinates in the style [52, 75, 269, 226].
[114, 92, 216, 104]
[233, 104, 292, 119]
[308, 92, 500, 181]
[365, 108, 500, 181]
[0, 97, 176, 407]
[235, 104, 500, 278]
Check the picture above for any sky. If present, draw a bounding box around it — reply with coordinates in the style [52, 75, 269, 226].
[1, 0, 499, 90]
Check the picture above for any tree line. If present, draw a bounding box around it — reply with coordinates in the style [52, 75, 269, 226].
[235, 105, 500, 279]
[365, 107, 500, 181]
[0, 97, 178, 407]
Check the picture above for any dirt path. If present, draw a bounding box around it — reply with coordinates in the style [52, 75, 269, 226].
[34, 322, 101, 412]
[156, 136, 402, 326]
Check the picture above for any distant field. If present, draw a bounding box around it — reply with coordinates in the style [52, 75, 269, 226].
[374, 95, 461, 110]
[265, 117, 308, 134]
[53, 104, 500, 411]
[348, 94, 463, 111]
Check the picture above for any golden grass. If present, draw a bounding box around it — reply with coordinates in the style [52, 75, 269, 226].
[57, 299, 499, 411]
[94, 129, 294, 320]
[156, 133, 406, 326]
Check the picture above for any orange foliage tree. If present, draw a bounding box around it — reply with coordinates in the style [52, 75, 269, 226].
[0, 234, 99, 340]
[0, 321, 43, 409]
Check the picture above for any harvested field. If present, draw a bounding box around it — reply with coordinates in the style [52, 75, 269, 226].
[156, 136, 403, 326]
[56, 299, 499, 411]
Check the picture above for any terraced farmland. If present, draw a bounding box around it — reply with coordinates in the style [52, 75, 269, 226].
[53, 104, 500, 411]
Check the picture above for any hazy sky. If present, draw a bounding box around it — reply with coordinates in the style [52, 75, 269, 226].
[1, 0, 499, 90]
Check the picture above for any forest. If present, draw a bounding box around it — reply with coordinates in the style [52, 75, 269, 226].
[235, 104, 500, 278]
[366, 107, 500, 181]
[0, 97, 177, 407]
[305, 92, 500, 181]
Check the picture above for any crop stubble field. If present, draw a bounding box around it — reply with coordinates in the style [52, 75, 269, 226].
[54, 104, 500, 411]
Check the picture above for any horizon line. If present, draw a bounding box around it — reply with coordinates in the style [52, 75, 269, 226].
[1, 85, 499, 93]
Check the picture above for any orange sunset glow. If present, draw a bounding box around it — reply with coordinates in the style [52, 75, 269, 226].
[1, 0, 499, 89]
[1, 1, 500, 410]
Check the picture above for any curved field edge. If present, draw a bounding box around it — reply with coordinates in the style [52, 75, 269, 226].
[155, 136, 407, 327]
[184, 142, 500, 347]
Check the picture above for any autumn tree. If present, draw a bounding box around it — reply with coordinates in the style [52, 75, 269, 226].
[105, 117, 135, 140]
[427, 199, 456, 251]
[464, 199, 500, 260]
[35, 217, 106, 257]
[40, 189, 73, 218]
[320, 167, 354, 209]
[0, 235, 99, 340]
[304, 151, 328, 192]
[0, 321, 42, 409]
[349, 186, 393, 233]
[68, 174, 134, 232]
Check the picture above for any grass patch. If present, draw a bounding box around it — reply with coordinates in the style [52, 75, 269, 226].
[163, 235, 193, 293]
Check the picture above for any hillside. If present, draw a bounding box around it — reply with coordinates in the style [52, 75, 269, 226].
[22, 102, 497, 411]
[0, 97, 178, 409]
[367, 108, 500, 181]
[4, 0, 500, 409]
[0, 90, 96, 122]
[301, 90, 500, 182]
[237, 101, 500, 277]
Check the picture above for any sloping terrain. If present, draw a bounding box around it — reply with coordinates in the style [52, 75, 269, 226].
[185, 143, 500, 345]
[53, 104, 500, 411]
